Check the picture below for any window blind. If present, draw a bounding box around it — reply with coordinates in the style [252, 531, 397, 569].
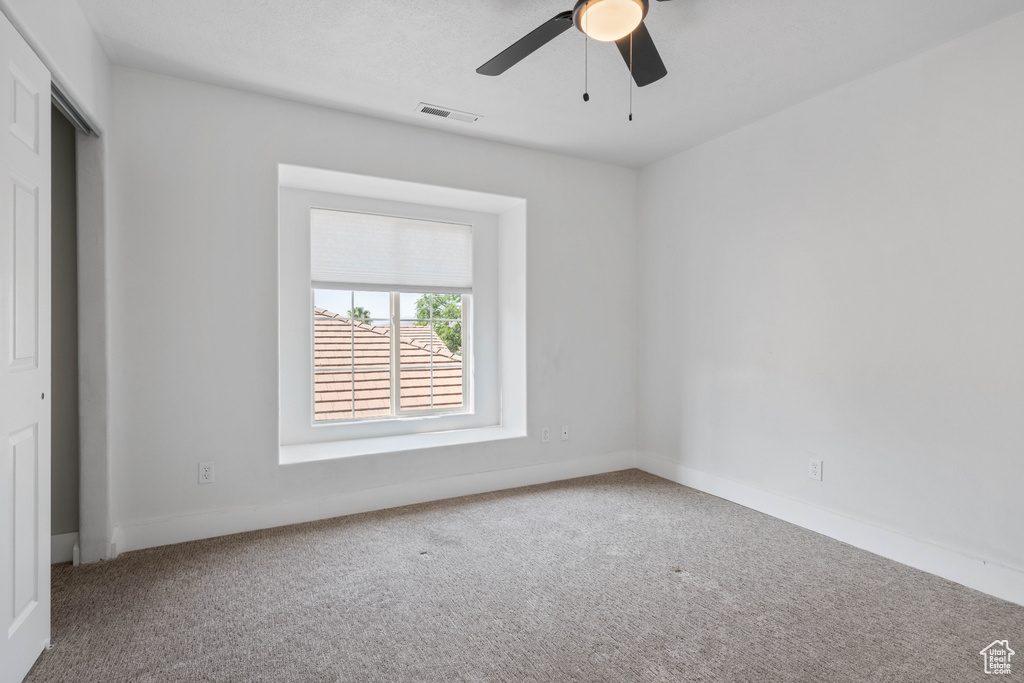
[310, 209, 473, 293]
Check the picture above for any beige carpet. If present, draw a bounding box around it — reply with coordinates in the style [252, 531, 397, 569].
[26, 470, 1023, 682]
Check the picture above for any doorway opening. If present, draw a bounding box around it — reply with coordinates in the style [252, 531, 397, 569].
[50, 103, 80, 565]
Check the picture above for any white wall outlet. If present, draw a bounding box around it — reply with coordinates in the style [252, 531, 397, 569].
[541, 427, 550, 443]
[199, 461, 215, 484]
[561, 425, 570, 441]
[808, 458, 822, 481]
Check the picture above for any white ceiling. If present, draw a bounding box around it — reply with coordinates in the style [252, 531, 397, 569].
[76, 0, 1024, 168]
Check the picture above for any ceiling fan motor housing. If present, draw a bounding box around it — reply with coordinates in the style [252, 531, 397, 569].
[573, 0, 650, 42]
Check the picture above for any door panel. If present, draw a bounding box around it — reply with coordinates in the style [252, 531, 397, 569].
[9, 65, 39, 153]
[10, 425, 39, 636]
[11, 177, 38, 371]
[0, 8, 51, 683]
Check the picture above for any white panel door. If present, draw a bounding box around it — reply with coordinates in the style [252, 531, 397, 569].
[0, 9, 51, 683]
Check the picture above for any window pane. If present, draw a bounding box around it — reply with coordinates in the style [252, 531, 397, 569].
[399, 292, 425, 320]
[314, 368, 391, 421]
[314, 289, 352, 319]
[431, 319, 461, 356]
[399, 365, 464, 411]
[313, 288, 390, 321]
[398, 293, 462, 320]
[351, 290, 389, 320]
[432, 295, 462, 320]
[314, 310, 353, 371]
[399, 325, 434, 411]
[399, 367, 433, 411]
[351, 319, 391, 370]
[312, 289, 465, 421]
[314, 369, 351, 421]
[351, 368, 391, 418]
[399, 293, 463, 356]
[398, 320, 463, 412]
[432, 364, 464, 410]
[313, 289, 392, 421]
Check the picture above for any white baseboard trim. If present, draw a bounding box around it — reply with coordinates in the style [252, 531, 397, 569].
[51, 532, 79, 564]
[115, 451, 637, 554]
[636, 452, 1024, 607]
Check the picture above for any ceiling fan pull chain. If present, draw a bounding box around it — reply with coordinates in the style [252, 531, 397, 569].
[583, 13, 590, 102]
[622, 33, 630, 122]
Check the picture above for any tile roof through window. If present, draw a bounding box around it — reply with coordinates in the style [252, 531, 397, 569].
[313, 307, 463, 421]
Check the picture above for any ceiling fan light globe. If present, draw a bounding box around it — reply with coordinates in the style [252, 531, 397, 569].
[578, 0, 645, 42]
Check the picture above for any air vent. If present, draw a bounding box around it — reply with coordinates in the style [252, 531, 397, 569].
[415, 102, 482, 124]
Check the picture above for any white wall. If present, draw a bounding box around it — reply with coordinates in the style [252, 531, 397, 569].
[107, 68, 638, 546]
[637, 12, 1024, 573]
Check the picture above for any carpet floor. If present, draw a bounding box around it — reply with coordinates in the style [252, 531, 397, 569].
[25, 469, 1023, 682]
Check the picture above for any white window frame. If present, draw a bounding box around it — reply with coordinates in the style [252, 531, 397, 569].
[280, 186, 501, 449]
[278, 165, 527, 465]
[312, 287, 471, 422]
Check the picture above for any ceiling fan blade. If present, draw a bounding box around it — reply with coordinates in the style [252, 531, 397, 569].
[614, 21, 667, 87]
[476, 11, 574, 76]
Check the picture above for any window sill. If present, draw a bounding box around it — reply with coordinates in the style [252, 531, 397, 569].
[279, 425, 526, 466]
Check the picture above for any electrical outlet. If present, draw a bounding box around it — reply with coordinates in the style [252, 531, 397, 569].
[541, 427, 550, 443]
[561, 425, 570, 441]
[808, 458, 822, 481]
[199, 461, 215, 484]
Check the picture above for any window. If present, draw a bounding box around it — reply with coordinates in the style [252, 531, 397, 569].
[312, 289, 468, 421]
[309, 207, 472, 423]
[278, 166, 526, 462]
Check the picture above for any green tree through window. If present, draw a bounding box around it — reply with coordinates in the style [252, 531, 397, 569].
[414, 294, 462, 356]
[346, 306, 371, 321]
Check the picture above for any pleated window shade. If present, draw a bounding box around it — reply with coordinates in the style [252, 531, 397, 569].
[310, 209, 473, 292]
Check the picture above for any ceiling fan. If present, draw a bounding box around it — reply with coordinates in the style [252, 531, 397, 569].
[477, 0, 674, 88]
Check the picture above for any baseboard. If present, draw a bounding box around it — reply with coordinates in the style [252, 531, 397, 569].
[51, 532, 79, 564]
[115, 451, 638, 554]
[636, 452, 1024, 607]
